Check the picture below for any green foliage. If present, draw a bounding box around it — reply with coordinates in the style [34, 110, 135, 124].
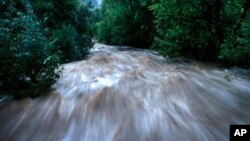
[0, 0, 60, 91]
[94, 0, 249, 66]
[150, 0, 250, 66]
[0, 0, 92, 97]
[93, 0, 154, 48]
[30, 0, 92, 62]
[219, 1, 250, 66]
[52, 24, 80, 62]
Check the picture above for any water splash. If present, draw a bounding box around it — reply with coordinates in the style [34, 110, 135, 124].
[0, 43, 250, 141]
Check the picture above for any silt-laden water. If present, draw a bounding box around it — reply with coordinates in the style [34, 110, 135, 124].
[0, 43, 250, 141]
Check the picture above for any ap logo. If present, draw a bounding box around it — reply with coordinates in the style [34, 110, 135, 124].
[230, 125, 250, 141]
[234, 129, 247, 136]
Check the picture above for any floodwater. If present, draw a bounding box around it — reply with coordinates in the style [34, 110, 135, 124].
[0, 43, 250, 141]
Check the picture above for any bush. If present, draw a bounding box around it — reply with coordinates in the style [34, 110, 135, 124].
[0, 0, 60, 92]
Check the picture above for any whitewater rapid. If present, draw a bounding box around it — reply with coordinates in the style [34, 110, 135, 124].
[0, 43, 250, 141]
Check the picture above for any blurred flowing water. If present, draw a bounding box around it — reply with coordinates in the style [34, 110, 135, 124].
[1, 43, 250, 141]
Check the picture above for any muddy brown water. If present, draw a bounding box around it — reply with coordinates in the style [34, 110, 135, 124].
[0, 43, 250, 141]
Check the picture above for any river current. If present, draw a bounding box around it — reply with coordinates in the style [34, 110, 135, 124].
[0, 43, 250, 141]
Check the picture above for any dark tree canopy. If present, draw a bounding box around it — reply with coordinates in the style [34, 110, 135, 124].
[149, 0, 249, 66]
[0, 0, 93, 97]
[93, 0, 250, 66]
[93, 0, 154, 48]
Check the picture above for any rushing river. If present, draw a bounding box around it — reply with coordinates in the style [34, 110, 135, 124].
[1, 43, 250, 141]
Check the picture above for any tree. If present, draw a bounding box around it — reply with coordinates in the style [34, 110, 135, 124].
[0, 0, 93, 97]
[150, 0, 249, 66]
[0, 0, 60, 92]
[30, 0, 92, 62]
[94, 0, 154, 48]
[219, 0, 250, 66]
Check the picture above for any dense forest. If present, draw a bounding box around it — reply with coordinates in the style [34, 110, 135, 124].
[0, 0, 92, 96]
[94, 0, 249, 65]
[0, 0, 249, 97]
